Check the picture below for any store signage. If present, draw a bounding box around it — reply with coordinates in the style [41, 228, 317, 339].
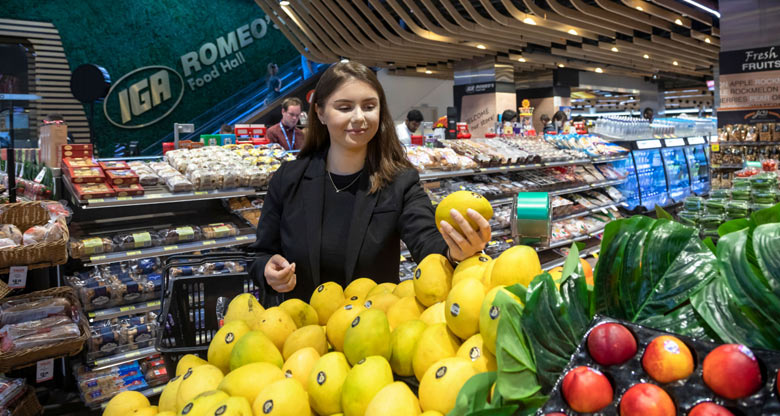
[464, 82, 495, 95]
[103, 17, 276, 129]
[718, 45, 780, 125]
[103, 66, 185, 129]
[636, 139, 662, 149]
[180, 17, 271, 91]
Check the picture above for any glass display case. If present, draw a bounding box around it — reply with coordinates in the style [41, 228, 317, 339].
[610, 157, 640, 210]
[633, 149, 670, 210]
[661, 146, 692, 202]
[685, 144, 710, 195]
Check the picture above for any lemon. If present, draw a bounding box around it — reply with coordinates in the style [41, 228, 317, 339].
[256, 307, 298, 352]
[176, 364, 224, 411]
[341, 356, 394, 416]
[282, 325, 328, 359]
[308, 352, 351, 416]
[419, 301, 446, 325]
[456, 334, 496, 373]
[229, 330, 284, 371]
[445, 278, 485, 340]
[103, 391, 150, 416]
[252, 378, 311, 416]
[393, 280, 415, 298]
[343, 309, 392, 365]
[282, 347, 321, 392]
[279, 298, 319, 328]
[435, 191, 493, 235]
[218, 362, 284, 405]
[207, 320, 250, 374]
[389, 320, 427, 377]
[412, 323, 461, 381]
[363, 292, 400, 313]
[364, 381, 421, 416]
[413, 254, 453, 307]
[224, 293, 265, 329]
[489, 245, 542, 288]
[310, 282, 345, 325]
[326, 303, 365, 352]
[418, 357, 477, 414]
[386, 296, 425, 329]
[344, 277, 377, 301]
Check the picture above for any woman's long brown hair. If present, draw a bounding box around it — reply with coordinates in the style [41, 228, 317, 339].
[299, 62, 413, 194]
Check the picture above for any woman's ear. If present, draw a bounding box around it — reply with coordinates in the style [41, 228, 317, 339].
[315, 103, 326, 125]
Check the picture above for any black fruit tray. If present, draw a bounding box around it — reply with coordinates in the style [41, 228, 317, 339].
[539, 315, 780, 415]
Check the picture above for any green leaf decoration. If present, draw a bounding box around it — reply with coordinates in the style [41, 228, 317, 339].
[638, 303, 718, 343]
[702, 237, 717, 254]
[655, 204, 673, 220]
[595, 217, 716, 323]
[493, 291, 541, 402]
[522, 272, 592, 392]
[718, 218, 750, 237]
[448, 372, 519, 416]
[753, 224, 780, 297]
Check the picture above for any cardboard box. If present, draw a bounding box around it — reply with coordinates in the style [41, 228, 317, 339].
[60, 149, 93, 159]
[61, 144, 92, 152]
[68, 167, 106, 184]
[63, 158, 99, 169]
[99, 161, 130, 171]
[73, 182, 116, 199]
[39, 124, 68, 168]
[104, 169, 139, 186]
[111, 183, 145, 197]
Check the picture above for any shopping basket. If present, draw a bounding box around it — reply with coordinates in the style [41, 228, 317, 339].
[155, 252, 263, 375]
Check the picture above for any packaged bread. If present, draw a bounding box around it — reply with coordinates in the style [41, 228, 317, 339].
[105, 169, 139, 186]
[0, 239, 17, 250]
[0, 224, 22, 245]
[112, 231, 160, 251]
[99, 161, 130, 171]
[240, 209, 261, 227]
[22, 221, 65, 245]
[69, 237, 115, 259]
[228, 197, 252, 211]
[0, 297, 72, 326]
[158, 226, 202, 245]
[1, 321, 81, 352]
[68, 167, 106, 184]
[112, 183, 145, 197]
[165, 174, 193, 192]
[200, 222, 240, 239]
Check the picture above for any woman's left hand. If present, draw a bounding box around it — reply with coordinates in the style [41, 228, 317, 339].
[439, 208, 492, 262]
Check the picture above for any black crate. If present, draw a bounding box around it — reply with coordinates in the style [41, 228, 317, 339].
[155, 253, 263, 376]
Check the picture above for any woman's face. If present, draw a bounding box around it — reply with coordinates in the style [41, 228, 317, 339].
[316, 78, 380, 152]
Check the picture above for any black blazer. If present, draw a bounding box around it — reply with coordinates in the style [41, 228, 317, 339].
[249, 151, 448, 302]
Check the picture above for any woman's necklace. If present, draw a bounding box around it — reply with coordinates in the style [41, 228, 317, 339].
[327, 170, 362, 192]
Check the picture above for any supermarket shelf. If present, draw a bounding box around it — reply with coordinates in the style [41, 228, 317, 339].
[87, 300, 161, 321]
[552, 201, 626, 222]
[548, 179, 626, 197]
[538, 226, 606, 251]
[488, 197, 514, 206]
[417, 157, 626, 181]
[99, 385, 164, 410]
[541, 245, 601, 270]
[711, 164, 744, 169]
[715, 141, 780, 146]
[64, 177, 263, 209]
[84, 234, 256, 266]
[91, 346, 157, 371]
[591, 155, 629, 164]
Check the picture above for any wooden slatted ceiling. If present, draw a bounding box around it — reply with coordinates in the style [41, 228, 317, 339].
[1, 19, 90, 143]
[256, 0, 718, 80]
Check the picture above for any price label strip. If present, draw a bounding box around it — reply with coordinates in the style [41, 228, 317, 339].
[36, 358, 54, 383]
[8, 266, 27, 289]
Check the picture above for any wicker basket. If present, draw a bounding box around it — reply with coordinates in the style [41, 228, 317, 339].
[0, 201, 69, 274]
[0, 287, 89, 373]
[10, 387, 42, 416]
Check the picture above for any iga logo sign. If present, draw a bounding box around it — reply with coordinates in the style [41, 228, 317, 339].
[103, 66, 184, 129]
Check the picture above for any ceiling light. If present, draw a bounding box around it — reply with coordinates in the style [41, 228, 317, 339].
[611, 47, 619, 52]
[680, 0, 721, 18]
[425, 70, 432, 74]
[518, 57, 526, 62]
[558, 63, 565, 68]
[340, 58, 349, 63]
[705, 37, 711, 44]
[279, 0, 290, 5]
[476, 44, 486, 49]
[643, 54, 650, 59]
[673, 61, 679, 66]
[523, 17, 536, 25]
[675, 18, 683, 25]
[636, 6, 643, 11]
[595, 67, 603, 73]
[568, 29, 578, 35]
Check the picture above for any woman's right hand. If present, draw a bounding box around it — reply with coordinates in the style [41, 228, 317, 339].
[265, 254, 297, 293]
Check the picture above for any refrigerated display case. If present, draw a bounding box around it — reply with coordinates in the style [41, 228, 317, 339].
[661, 145, 692, 202]
[685, 144, 710, 195]
[634, 148, 670, 210]
[609, 157, 640, 210]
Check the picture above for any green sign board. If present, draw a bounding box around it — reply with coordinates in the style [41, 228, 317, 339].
[5, 0, 299, 154]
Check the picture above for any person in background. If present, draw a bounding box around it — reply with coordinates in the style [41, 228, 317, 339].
[266, 97, 304, 151]
[219, 124, 233, 134]
[540, 114, 556, 134]
[395, 109, 423, 145]
[642, 107, 655, 122]
[552, 110, 568, 132]
[265, 62, 282, 105]
[501, 109, 517, 123]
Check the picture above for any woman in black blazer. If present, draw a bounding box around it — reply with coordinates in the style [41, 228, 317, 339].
[250, 62, 491, 302]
